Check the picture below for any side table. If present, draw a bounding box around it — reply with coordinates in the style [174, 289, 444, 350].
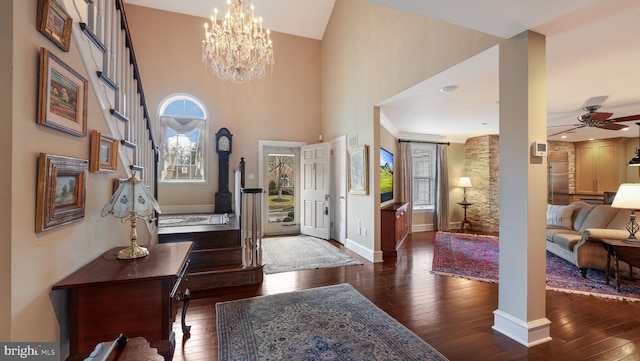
[601, 238, 640, 291]
[458, 201, 472, 232]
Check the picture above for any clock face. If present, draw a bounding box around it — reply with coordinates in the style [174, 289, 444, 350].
[218, 135, 230, 152]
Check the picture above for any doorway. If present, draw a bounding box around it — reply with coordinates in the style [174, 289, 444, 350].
[258, 139, 345, 242]
[262, 145, 301, 236]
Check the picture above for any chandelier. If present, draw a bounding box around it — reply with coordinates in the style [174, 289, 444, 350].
[202, 0, 274, 83]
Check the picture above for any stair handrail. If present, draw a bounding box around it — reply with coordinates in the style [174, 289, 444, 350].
[113, 0, 159, 202]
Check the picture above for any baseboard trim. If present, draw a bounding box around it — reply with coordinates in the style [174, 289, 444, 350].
[492, 310, 552, 347]
[161, 205, 215, 214]
[345, 238, 379, 263]
[412, 222, 461, 233]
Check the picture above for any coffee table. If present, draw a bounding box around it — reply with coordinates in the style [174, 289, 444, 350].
[601, 238, 640, 291]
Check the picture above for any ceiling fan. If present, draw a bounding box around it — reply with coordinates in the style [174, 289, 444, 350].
[548, 105, 640, 137]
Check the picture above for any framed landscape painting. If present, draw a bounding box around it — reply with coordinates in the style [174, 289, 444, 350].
[38, 47, 88, 137]
[90, 130, 118, 172]
[36, 153, 88, 232]
[348, 145, 369, 195]
[36, 0, 73, 52]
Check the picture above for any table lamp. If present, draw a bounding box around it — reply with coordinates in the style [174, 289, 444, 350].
[101, 172, 161, 259]
[457, 176, 472, 203]
[610, 183, 640, 244]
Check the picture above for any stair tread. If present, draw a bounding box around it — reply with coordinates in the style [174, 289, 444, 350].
[188, 265, 262, 274]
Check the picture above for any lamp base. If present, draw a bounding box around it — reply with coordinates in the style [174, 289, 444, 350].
[117, 244, 149, 259]
[623, 237, 640, 245]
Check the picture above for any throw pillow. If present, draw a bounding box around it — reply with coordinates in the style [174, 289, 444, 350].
[546, 204, 573, 228]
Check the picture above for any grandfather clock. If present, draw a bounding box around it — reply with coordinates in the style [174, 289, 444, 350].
[214, 127, 233, 214]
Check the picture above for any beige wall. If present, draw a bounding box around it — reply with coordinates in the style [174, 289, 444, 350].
[0, 0, 11, 342]
[9, 0, 138, 346]
[320, 0, 500, 255]
[124, 5, 322, 209]
[447, 143, 467, 223]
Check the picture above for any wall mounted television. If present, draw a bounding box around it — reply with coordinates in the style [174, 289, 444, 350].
[380, 147, 394, 202]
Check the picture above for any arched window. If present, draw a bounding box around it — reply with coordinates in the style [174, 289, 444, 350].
[158, 94, 207, 182]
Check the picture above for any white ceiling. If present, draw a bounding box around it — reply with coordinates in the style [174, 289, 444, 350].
[124, 0, 640, 143]
[123, 0, 335, 40]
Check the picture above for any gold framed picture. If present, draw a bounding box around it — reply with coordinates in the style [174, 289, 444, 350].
[348, 145, 369, 195]
[36, 0, 73, 52]
[90, 130, 119, 172]
[38, 47, 88, 137]
[36, 153, 88, 233]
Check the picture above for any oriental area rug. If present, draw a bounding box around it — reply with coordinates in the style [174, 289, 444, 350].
[261, 235, 362, 274]
[216, 284, 449, 361]
[432, 231, 640, 301]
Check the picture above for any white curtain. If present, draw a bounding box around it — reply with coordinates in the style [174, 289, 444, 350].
[160, 116, 206, 173]
[434, 144, 449, 231]
[399, 141, 413, 234]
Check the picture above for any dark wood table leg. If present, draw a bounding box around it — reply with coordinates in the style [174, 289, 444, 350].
[615, 257, 621, 291]
[181, 288, 191, 335]
[605, 246, 611, 285]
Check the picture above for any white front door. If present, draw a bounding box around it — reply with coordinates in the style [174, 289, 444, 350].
[330, 136, 346, 244]
[300, 142, 331, 239]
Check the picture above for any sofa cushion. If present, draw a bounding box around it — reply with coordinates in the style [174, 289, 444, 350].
[578, 205, 620, 232]
[570, 202, 595, 231]
[551, 232, 583, 251]
[546, 204, 573, 228]
[606, 209, 632, 231]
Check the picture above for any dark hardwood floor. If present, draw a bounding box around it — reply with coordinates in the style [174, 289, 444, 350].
[172, 231, 640, 361]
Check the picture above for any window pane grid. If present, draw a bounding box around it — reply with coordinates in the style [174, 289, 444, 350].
[160, 96, 207, 182]
[411, 147, 435, 207]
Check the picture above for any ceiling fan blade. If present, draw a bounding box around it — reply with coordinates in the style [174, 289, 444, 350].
[548, 123, 582, 128]
[608, 114, 640, 123]
[600, 122, 630, 131]
[589, 112, 614, 121]
[548, 125, 585, 137]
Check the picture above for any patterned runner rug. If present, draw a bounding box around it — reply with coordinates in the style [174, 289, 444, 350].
[432, 231, 640, 301]
[262, 235, 362, 274]
[216, 284, 449, 361]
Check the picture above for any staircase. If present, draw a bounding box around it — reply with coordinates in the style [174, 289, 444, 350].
[69, 0, 263, 291]
[158, 215, 263, 292]
[67, 0, 158, 191]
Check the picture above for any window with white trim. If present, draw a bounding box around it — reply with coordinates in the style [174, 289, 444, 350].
[412, 144, 436, 210]
[158, 95, 207, 182]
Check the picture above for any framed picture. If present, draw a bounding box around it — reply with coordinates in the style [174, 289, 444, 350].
[90, 130, 118, 172]
[38, 47, 88, 137]
[348, 145, 369, 195]
[36, 0, 73, 52]
[113, 178, 127, 194]
[36, 154, 88, 233]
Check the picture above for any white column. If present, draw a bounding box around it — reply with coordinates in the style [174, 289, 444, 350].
[493, 30, 551, 347]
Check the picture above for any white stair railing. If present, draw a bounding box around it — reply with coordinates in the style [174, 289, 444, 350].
[67, 0, 159, 203]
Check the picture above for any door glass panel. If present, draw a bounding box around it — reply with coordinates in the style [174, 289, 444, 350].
[267, 153, 296, 224]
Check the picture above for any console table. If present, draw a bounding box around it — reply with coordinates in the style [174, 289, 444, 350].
[52, 242, 193, 360]
[601, 238, 640, 291]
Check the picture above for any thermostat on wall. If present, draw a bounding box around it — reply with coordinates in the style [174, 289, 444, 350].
[532, 141, 548, 157]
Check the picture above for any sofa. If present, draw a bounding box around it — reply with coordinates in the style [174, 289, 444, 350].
[546, 201, 631, 277]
